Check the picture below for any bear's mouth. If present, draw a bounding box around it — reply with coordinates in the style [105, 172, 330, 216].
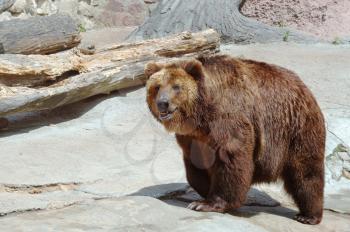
[159, 108, 177, 121]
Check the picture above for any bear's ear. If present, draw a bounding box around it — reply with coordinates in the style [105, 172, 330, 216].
[183, 59, 204, 81]
[144, 62, 163, 79]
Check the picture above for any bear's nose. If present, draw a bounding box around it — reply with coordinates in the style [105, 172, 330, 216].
[157, 100, 169, 112]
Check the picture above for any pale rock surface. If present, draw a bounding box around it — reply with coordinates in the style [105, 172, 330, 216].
[326, 144, 350, 180]
[0, 10, 11, 20]
[8, 0, 25, 14]
[36, 0, 58, 16]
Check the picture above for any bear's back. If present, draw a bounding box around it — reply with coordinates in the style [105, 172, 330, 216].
[197, 55, 324, 180]
[197, 55, 322, 132]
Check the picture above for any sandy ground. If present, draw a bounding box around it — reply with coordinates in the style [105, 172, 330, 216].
[241, 0, 350, 41]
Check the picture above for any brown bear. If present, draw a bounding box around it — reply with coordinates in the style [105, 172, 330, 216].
[144, 55, 325, 225]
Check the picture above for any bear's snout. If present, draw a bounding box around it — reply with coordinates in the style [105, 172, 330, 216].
[157, 99, 169, 113]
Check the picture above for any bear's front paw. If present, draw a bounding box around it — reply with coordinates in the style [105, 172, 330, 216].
[187, 199, 228, 213]
[294, 214, 322, 225]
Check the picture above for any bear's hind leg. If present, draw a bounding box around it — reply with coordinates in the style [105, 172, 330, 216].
[283, 160, 324, 225]
[284, 115, 325, 225]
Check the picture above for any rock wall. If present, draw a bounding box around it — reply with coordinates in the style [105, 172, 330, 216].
[0, 0, 158, 30]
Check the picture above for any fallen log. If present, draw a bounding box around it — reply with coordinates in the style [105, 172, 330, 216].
[0, 50, 78, 87]
[0, 29, 220, 117]
[0, 14, 81, 55]
[0, 29, 218, 87]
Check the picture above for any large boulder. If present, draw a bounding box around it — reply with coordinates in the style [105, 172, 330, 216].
[128, 0, 319, 43]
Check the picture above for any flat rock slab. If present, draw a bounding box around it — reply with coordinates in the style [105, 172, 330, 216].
[0, 196, 349, 232]
[0, 43, 350, 230]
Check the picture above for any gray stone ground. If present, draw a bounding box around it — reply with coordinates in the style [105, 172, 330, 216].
[0, 43, 349, 231]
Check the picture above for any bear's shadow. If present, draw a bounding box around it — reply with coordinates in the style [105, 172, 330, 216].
[130, 183, 297, 220]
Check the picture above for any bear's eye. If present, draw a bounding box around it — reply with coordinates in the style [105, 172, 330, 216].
[154, 85, 160, 92]
[172, 84, 180, 92]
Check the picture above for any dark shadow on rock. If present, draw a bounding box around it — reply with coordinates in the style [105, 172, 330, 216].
[131, 183, 297, 220]
[0, 85, 144, 138]
[129, 183, 189, 198]
[229, 205, 297, 220]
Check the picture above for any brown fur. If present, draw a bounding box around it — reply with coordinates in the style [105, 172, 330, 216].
[145, 55, 325, 225]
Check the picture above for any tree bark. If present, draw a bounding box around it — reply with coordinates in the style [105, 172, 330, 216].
[0, 30, 219, 87]
[128, 0, 320, 44]
[0, 29, 220, 117]
[0, 14, 81, 55]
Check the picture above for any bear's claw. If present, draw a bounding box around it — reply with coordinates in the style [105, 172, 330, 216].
[187, 200, 227, 213]
[294, 214, 321, 225]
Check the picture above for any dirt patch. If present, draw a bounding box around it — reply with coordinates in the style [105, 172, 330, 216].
[241, 0, 350, 41]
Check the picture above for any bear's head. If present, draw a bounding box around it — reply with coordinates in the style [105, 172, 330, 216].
[145, 59, 204, 133]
